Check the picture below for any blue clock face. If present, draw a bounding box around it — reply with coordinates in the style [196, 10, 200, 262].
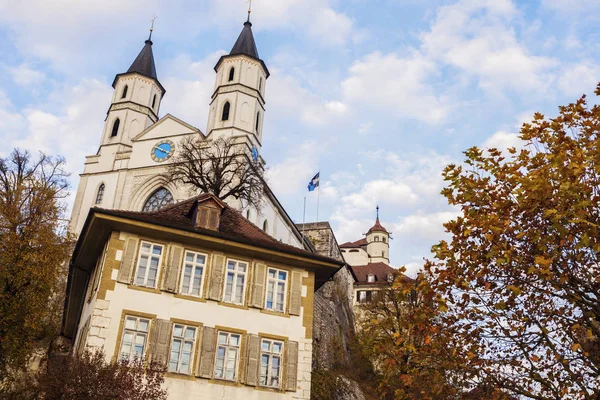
[151, 140, 175, 162]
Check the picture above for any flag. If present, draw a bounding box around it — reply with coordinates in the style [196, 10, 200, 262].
[307, 172, 320, 192]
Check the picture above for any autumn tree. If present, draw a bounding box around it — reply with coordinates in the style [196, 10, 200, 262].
[165, 136, 264, 209]
[5, 350, 167, 400]
[0, 149, 72, 378]
[425, 83, 600, 399]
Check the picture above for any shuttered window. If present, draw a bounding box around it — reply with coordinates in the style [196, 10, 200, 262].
[169, 324, 197, 374]
[119, 316, 150, 362]
[214, 331, 241, 381]
[259, 339, 283, 388]
[180, 250, 207, 297]
[222, 259, 248, 305]
[265, 268, 287, 312]
[134, 241, 164, 288]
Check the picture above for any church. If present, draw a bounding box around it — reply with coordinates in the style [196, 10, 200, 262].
[61, 15, 345, 400]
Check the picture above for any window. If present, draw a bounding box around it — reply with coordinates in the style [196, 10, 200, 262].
[214, 331, 241, 381]
[222, 102, 230, 121]
[179, 250, 207, 297]
[387, 274, 394, 283]
[265, 268, 287, 312]
[111, 118, 120, 137]
[260, 339, 283, 388]
[95, 183, 105, 205]
[367, 274, 375, 283]
[255, 112, 260, 131]
[262, 219, 268, 233]
[382, 237, 387, 243]
[134, 241, 164, 288]
[119, 316, 150, 362]
[223, 259, 248, 305]
[121, 85, 128, 99]
[358, 291, 366, 303]
[169, 324, 197, 374]
[246, 209, 250, 219]
[259, 77, 263, 91]
[374, 236, 380, 242]
[228, 67, 235, 81]
[382, 251, 385, 257]
[143, 188, 174, 212]
[152, 94, 157, 109]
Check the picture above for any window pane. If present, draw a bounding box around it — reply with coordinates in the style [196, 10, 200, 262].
[125, 317, 136, 330]
[142, 242, 151, 252]
[227, 260, 236, 270]
[185, 252, 194, 262]
[218, 333, 228, 345]
[185, 328, 195, 339]
[278, 271, 287, 281]
[273, 342, 282, 354]
[173, 325, 183, 337]
[152, 245, 162, 255]
[268, 269, 276, 279]
[238, 263, 247, 273]
[230, 334, 240, 347]
[196, 254, 206, 264]
[262, 340, 270, 351]
[138, 319, 149, 332]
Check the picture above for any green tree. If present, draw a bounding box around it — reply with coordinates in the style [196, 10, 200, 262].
[0, 149, 72, 377]
[426, 83, 600, 399]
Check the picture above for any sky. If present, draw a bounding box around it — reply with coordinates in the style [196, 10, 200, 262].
[1, 0, 599, 276]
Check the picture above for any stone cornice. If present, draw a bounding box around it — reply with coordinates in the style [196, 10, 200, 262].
[210, 82, 266, 106]
[107, 101, 158, 122]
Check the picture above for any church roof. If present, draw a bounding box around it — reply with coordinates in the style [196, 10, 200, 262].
[351, 262, 411, 286]
[340, 238, 368, 248]
[127, 39, 158, 80]
[367, 217, 388, 234]
[230, 21, 260, 59]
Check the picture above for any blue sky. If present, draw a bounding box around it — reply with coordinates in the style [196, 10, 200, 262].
[1, 0, 599, 275]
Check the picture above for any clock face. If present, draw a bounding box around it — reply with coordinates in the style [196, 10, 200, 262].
[151, 140, 175, 162]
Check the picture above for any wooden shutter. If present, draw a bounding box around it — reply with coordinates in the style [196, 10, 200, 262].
[197, 327, 216, 378]
[149, 319, 171, 366]
[245, 334, 260, 386]
[208, 209, 219, 230]
[117, 237, 138, 283]
[284, 341, 299, 391]
[251, 263, 266, 308]
[239, 334, 247, 384]
[207, 255, 225, 301]
[162, 245, 183, 293]
[197, 207, 209, 228]
[289, 270, 302, 316]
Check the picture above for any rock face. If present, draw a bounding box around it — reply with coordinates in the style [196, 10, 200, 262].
[297, 223, 366, 400]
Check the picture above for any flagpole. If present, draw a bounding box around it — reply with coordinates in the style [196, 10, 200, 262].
[316, 178, 320, 222]
[302, 196, 306, 232]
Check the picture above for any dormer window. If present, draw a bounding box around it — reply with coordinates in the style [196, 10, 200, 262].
[228, 67, 235, 82]
[196, 206, 220, 231]
[367, 274, 375, 283]
[121, 85, 128, 99]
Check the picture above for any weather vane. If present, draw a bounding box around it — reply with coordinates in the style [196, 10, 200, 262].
[148, 16, 157, 41]
[246, 0, 252, 21]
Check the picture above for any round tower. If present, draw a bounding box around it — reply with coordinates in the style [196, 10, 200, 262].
[366, 206, 390, 264]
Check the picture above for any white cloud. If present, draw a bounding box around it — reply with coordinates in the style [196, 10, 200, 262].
[558, 62, 600, 98]
[5, 64, 46, 86]
[358, 122, 372, 135]
[341, 51, 450, 124]
[421, 0, 557, 94]
[483, 130, 523, 151]
[265, 141, 321, 196]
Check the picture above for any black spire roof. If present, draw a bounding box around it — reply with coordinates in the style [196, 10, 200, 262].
[230, 21, 259, 59]
[127, 39, 158, 80]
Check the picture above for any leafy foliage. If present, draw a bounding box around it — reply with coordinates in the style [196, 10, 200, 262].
[424, 83, 600, 398]
[165, 137, 264, 209]
[0, 149, 72, 377]
[4, 350, 167, 400]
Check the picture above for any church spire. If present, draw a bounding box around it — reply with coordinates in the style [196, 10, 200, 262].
[230, 19, 260, 60]
[127, 38, 158, 81]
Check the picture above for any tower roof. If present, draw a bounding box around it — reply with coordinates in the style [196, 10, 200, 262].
[230, 21, 260, 59]
[127, 39, 158, 80]
[367, 218, 388, 234]
[112, 38, 165, 95]
[214, 19, 270, 77]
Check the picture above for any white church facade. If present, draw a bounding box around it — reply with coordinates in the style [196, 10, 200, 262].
[62, 17, 345, 400]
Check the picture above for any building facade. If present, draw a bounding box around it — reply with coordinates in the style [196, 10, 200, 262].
[63, 194, 342, 399]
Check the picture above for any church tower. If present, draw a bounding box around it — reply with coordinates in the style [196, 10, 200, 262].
[366, 207, 390, 264]
[102, 32, 165, 147]
[206, 16, 269, 152]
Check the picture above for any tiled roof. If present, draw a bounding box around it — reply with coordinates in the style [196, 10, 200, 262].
[94, 194, 342, 265]
[351, 262, 409, 285]
[339, 238, 368, 248]
[367, 217, 388, 234]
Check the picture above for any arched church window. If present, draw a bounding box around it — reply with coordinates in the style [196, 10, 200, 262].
[95, 184, 105, 205]
[121, 85, 128, 99]
[110, 118, 120, 137]
[142, 188, 174, 212]
[246, 209, 251, 219]
[228, 67, 235, 82]
[262, 219, 268, 233]
[259, 77, 263, 91]
[152, 94, 157, 109]
[255, 112, 260, 131]
[222, 102, 230, 121]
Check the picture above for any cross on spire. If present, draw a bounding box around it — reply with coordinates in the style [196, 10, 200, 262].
[246, 0, 252, 22]
[148, 16, 157, 41]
